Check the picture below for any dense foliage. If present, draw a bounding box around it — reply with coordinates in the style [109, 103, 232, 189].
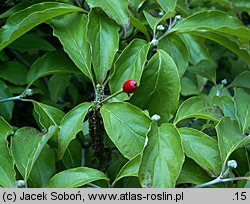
[0, 0, 250, 188]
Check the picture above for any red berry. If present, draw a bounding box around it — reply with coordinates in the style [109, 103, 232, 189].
[123, 79, 138, 93]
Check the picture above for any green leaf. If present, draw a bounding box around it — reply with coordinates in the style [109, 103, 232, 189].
[0, 0, 48, 19]
[11, 126, 58, 181]
[211, 96, 236, 120]
[0, 117, 15, 187]
[47, 167, 109, 188]
[100, 102, 151, 159]
[177, 158, 211, 186]
[188, 60, 216, 84]
[0, 80, 14, 121]
[30, 100, 65, 130]
[0, 61, 28, 85]
[113, 154, 141, 186]
[130, 50, 180, 122]
[143, 11, 161, 35]
[233, 88, 250, 133]
[9, 33, 55, 52]
[27, 51, 80, 86]
[86, 0, 129, 26]
[48, 74, 71, 102]
[109, 39, 149, 99]
[51, 13, 93, 81]
[186, 31, 250, 64]
[230, 71, 250, 89]
[172, 10, 250, 43]
[130, 16, 150, 42]
[216, 117, 250, 164]
[58, 102, 92, 160]
[179, 128, 221, 176]
[157, 0, 177, 13]
[158, 33, 189, 77]
[62, 139, 82, 169]
[181, 34, 213, 65]
[139, 123, 184, 187]
[28, 145, 56, 187]
[87, 9, 119, 84]
[174, 96, 224, 124]
[0, 2, 85, 51]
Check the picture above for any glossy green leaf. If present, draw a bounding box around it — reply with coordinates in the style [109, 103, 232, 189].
[177, 158, 211, 186]
[9, 33, 55, 52]
[230, 71, 250, 89]
[188, 60, 216, 84]
[143, 11, 161, 34]
[172, 10, 250, 43]
[174, 96, 224, 124]
[87, 9, 119, 84]
[48, 74, 71, 102]
[29, 100, 65, 130]
[28, 145, 56, 187]
[0, 61, 28, 85]
[179, 128, 221, 176]
[157, 0, 177, 13]
[113, 154, 141, 186]
[130, 16, 150, 41]
[51, 13, 93, 81]
[100, 102, 151, 159]
[27, 51, 80, 86]
[109, 39, 149, 99]
[130, 50, 180, 122]
[58, 102, 92, 160]
[0, 80, 14, 121]
[139, 123, 184, 187]
[0, 0, 48, 19]
[158, 33, 189, 77]
[216, 117, 250, 163]
[86, 0, 129, 26]
[233, 88, 250, 133]
[0, 117, 15, 187]
[0, 2, 84, 51]
[11, 126, 58, 181]
[47, 167, 109, 188]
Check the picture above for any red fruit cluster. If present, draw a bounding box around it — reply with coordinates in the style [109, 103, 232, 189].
[123, 80, 138, 94]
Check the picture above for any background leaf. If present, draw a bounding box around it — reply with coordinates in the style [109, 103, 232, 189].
[0, 61, 28, 85]
[27, 51, 80, 86]
[0, 80, 14, 121]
